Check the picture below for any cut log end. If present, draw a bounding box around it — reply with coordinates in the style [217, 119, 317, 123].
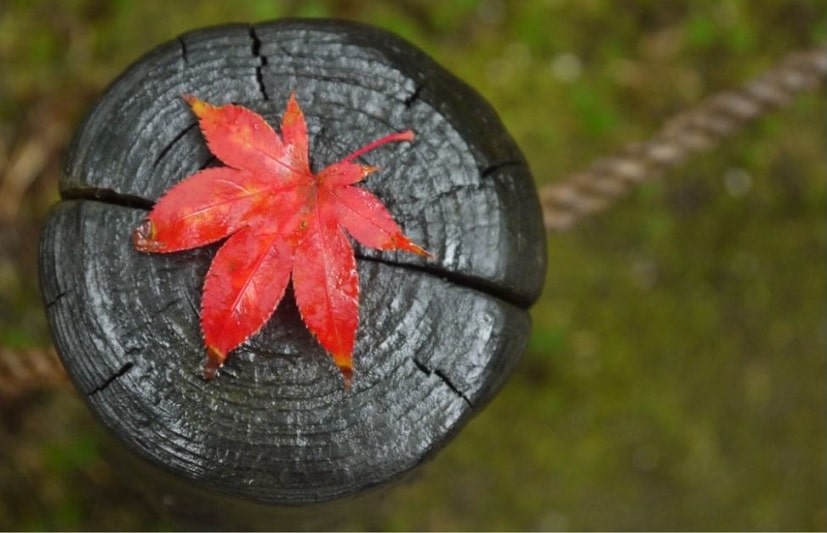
[40, 18, 547, 509]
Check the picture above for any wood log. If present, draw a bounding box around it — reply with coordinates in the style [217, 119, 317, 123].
[39, 19, 546, 507]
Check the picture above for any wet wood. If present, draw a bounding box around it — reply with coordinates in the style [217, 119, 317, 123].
[39, 19, 546, 507]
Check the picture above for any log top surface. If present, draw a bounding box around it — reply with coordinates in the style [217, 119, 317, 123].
[40, 18, 546, 505]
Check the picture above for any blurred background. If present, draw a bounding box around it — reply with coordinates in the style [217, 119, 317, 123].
[0, 0, 824, 530]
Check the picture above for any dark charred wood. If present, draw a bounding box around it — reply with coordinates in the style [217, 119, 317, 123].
[39, 19, 546, 509]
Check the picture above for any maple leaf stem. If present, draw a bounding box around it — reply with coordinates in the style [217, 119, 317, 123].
[343, 130, 415, 163]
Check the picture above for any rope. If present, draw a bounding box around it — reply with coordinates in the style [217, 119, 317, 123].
[1, 46, 825, 397]
[0, 346, 67, 397]
[540, 47, 827, 231]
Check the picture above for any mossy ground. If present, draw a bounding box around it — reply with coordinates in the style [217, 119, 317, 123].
[0, 1, 824, 530]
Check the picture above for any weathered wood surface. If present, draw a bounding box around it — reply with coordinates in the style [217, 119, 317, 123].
[39, 19, 546, 505]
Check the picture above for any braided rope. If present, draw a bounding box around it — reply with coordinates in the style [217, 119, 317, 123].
[0, 346, 67, 397]
[1, 46, 824, 397]
[540, 47, 827, 231]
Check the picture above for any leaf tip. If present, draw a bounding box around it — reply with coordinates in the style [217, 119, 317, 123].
[334, 353, 353, 390]
[360, 164, 379, 177]
[202, 345, 226, 380]
[410, 243, 433, 259]
[132, 220, 162, 252]
[182, 94, 211, 118]
[392, 234, 432, 259]
[283, 91, 304, 127]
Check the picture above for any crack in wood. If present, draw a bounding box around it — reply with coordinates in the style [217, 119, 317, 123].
[249, 26, 270, 101]
[86, 362, 135, 397]
[45, 288, 70, 309]
[153, 122, 198, 168]
[404, 83, 425, 108]
[61, 187, 154, 211]
[480, 160, 523, 179]
[177, 36, 189, 64]
[357, 251, 528, 309]
[412, 357, 472, 407]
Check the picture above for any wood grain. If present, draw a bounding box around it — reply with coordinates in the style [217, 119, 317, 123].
[40, 19, 546, 505]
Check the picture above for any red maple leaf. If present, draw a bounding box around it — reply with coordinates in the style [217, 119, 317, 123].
[132, 94, 428, 385]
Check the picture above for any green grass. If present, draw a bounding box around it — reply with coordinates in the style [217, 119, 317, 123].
[0, 0, 824, 530]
